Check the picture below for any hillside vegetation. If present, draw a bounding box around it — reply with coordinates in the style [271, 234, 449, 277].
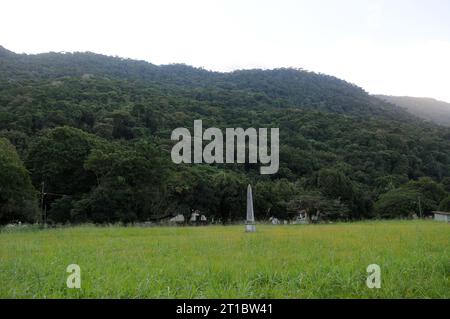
[1, 46, 450, 224]
[376, 95, 450, 127]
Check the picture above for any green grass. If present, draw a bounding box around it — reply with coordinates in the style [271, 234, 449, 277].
[0, 220, 449, 298]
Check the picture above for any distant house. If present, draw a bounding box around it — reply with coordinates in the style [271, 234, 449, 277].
[190, 211, 200, 223]
[269, 217, 280, 225]
[432, 211, 450, 222]
[189, 210, 207, 225]
[169, 214, 185, 224]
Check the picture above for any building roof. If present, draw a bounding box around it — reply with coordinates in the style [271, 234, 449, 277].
[432, 211, 450, 216]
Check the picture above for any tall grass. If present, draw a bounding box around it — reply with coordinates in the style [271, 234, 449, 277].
[0, 220, 448, 298]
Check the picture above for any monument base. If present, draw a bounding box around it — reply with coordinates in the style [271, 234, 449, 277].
[245, 224, 256, 232]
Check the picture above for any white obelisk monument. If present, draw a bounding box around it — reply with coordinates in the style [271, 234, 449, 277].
[245, 184, 256, 232]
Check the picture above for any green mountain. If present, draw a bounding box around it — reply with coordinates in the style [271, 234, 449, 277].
[376, 95, 450, 127]
[0, 46, 413, 118]
[1, 46, 449, 224]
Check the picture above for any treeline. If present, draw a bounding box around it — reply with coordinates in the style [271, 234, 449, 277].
[1, 47, 450, 224]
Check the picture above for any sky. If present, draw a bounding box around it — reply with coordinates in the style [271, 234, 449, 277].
[1, 0, 450, 102]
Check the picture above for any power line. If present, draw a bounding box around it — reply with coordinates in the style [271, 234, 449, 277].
[40, 181, 70, 226]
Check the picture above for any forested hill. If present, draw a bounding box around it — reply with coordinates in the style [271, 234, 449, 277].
[376, 95, 450, 127]
[1, 46, 450, 225]
[0, 46, 412, 118]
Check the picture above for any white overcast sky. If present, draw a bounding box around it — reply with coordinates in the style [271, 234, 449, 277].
[1, 0, 450, 102]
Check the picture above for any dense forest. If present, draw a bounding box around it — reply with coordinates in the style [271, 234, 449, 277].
[1, 45, 450, 225]
[376, 95, 450, 127]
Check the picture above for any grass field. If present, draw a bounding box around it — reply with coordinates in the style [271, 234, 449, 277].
[0, 220, 449, 298]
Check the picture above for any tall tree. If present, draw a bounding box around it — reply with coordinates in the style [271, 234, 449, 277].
[0, 138, 38, 224]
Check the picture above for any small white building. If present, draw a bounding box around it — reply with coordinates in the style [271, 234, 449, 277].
[169, 214, 185, 224]
[433, 211, 450, 222]
[190, 211, 200, 222]
[269, 217, 280, 225]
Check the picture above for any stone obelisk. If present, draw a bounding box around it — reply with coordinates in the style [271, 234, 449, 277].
[245, 184, 256, 232]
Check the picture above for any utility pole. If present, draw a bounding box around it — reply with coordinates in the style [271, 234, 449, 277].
[418, 195, 423, 219]
[40, 181, 46, 226]
[39, 182, 69, 226]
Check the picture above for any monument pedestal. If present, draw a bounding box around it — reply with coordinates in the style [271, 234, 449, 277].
[245, 223, 256, 232]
